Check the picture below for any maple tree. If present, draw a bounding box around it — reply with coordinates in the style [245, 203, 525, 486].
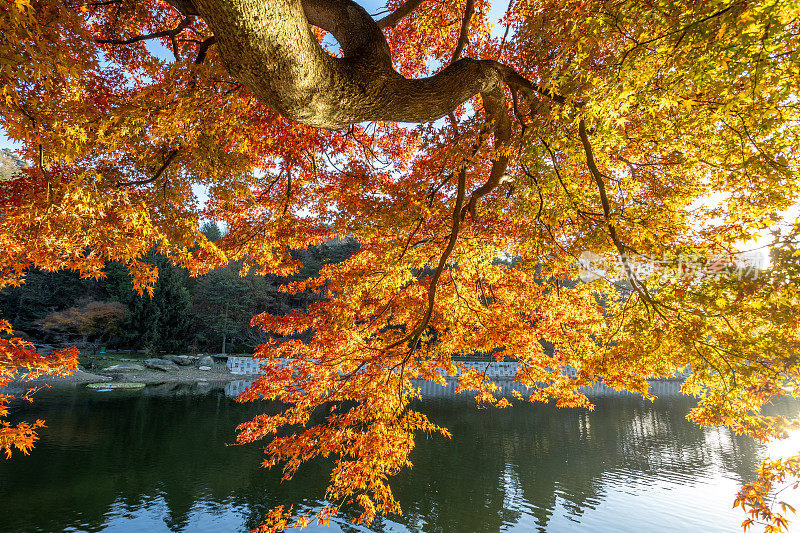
[1, 0, 799, 530]
[37, 299, 127, 347]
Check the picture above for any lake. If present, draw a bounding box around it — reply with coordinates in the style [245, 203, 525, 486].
[0, 382, 796, 532]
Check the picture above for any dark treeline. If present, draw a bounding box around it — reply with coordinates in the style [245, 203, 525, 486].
[0, 222, 358, 354]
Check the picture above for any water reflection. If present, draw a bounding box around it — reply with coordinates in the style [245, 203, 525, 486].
[0, 385, 792, 532]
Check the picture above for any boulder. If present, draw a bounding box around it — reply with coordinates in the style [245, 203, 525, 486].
[102, 364, 145, 373]
[144, 358, 179, 372]
[170, 355, 196, 366]
[196, 355, 215, 368]
[198, 366, 212, 371]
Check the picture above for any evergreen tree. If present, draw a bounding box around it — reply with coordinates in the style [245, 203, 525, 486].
[199, 220, 224, 243]
[102, 254, 196, 352]
[192, 261, 251, 353]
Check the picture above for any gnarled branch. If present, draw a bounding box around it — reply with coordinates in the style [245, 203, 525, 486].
[192, 0, 518, 129]
[461, 84, 512, 219]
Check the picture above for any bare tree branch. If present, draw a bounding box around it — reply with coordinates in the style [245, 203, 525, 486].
[96, 16, 194, 52]
[451, 0, 475, 63]
[498, 0, 515, 56]
[578, 120, 612, 220]
[116, 149, 179, 187]
[165, 0, 199, 17]
[377, 0, 427, 29]
[578, 119, 664, 318]
[283, 167, 292, 215]
[461, 85, 512, 219]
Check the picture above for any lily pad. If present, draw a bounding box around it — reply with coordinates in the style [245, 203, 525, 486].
[87, 382, 146, 390]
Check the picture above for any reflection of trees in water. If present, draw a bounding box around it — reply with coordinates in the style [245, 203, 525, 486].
[0, 387, 273, 532]
[385, 396, 763, 533]
[0, 388, 782, 533]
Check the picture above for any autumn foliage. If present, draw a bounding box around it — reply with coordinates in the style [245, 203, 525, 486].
[1, 0, 800, 531]
[0, 319, 78, 457]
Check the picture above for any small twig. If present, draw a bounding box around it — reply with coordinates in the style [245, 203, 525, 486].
[116, 149, 179, 186]
[498, 0, 515, 58]
[38, 144, 51, 204]
[520, 164, 544, 222]
[283, 167, 292, 215]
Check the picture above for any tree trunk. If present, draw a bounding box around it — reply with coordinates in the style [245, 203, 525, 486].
[222, 302, 229, 354]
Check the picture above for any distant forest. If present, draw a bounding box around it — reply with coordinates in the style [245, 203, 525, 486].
[0, 150, 358, 354]
[0, 222, 358, 354]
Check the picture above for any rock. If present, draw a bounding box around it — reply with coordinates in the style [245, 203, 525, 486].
[198, 366, 212, 371]
[102, 364, 145, 373]
[144, 358, 179, 372]
[196, 356, 215, 368]
[74, 370, 112, 382]
[170, 355, 196, 366]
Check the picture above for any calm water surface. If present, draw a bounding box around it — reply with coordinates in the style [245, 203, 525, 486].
[0, 383, 796, 533]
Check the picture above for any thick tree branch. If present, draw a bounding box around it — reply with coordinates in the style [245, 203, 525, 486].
[165, 0, 199, 16]
[377, 0, 427, 29]
[578, 120, 613, 221]
[189, 1, 529, 241]
[149, 1, 563, 131]
[461, 86, 512, 219]
[194, 36, 216, 64]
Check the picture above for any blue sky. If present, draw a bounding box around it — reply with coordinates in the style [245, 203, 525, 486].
[0, 131, 19, 152]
